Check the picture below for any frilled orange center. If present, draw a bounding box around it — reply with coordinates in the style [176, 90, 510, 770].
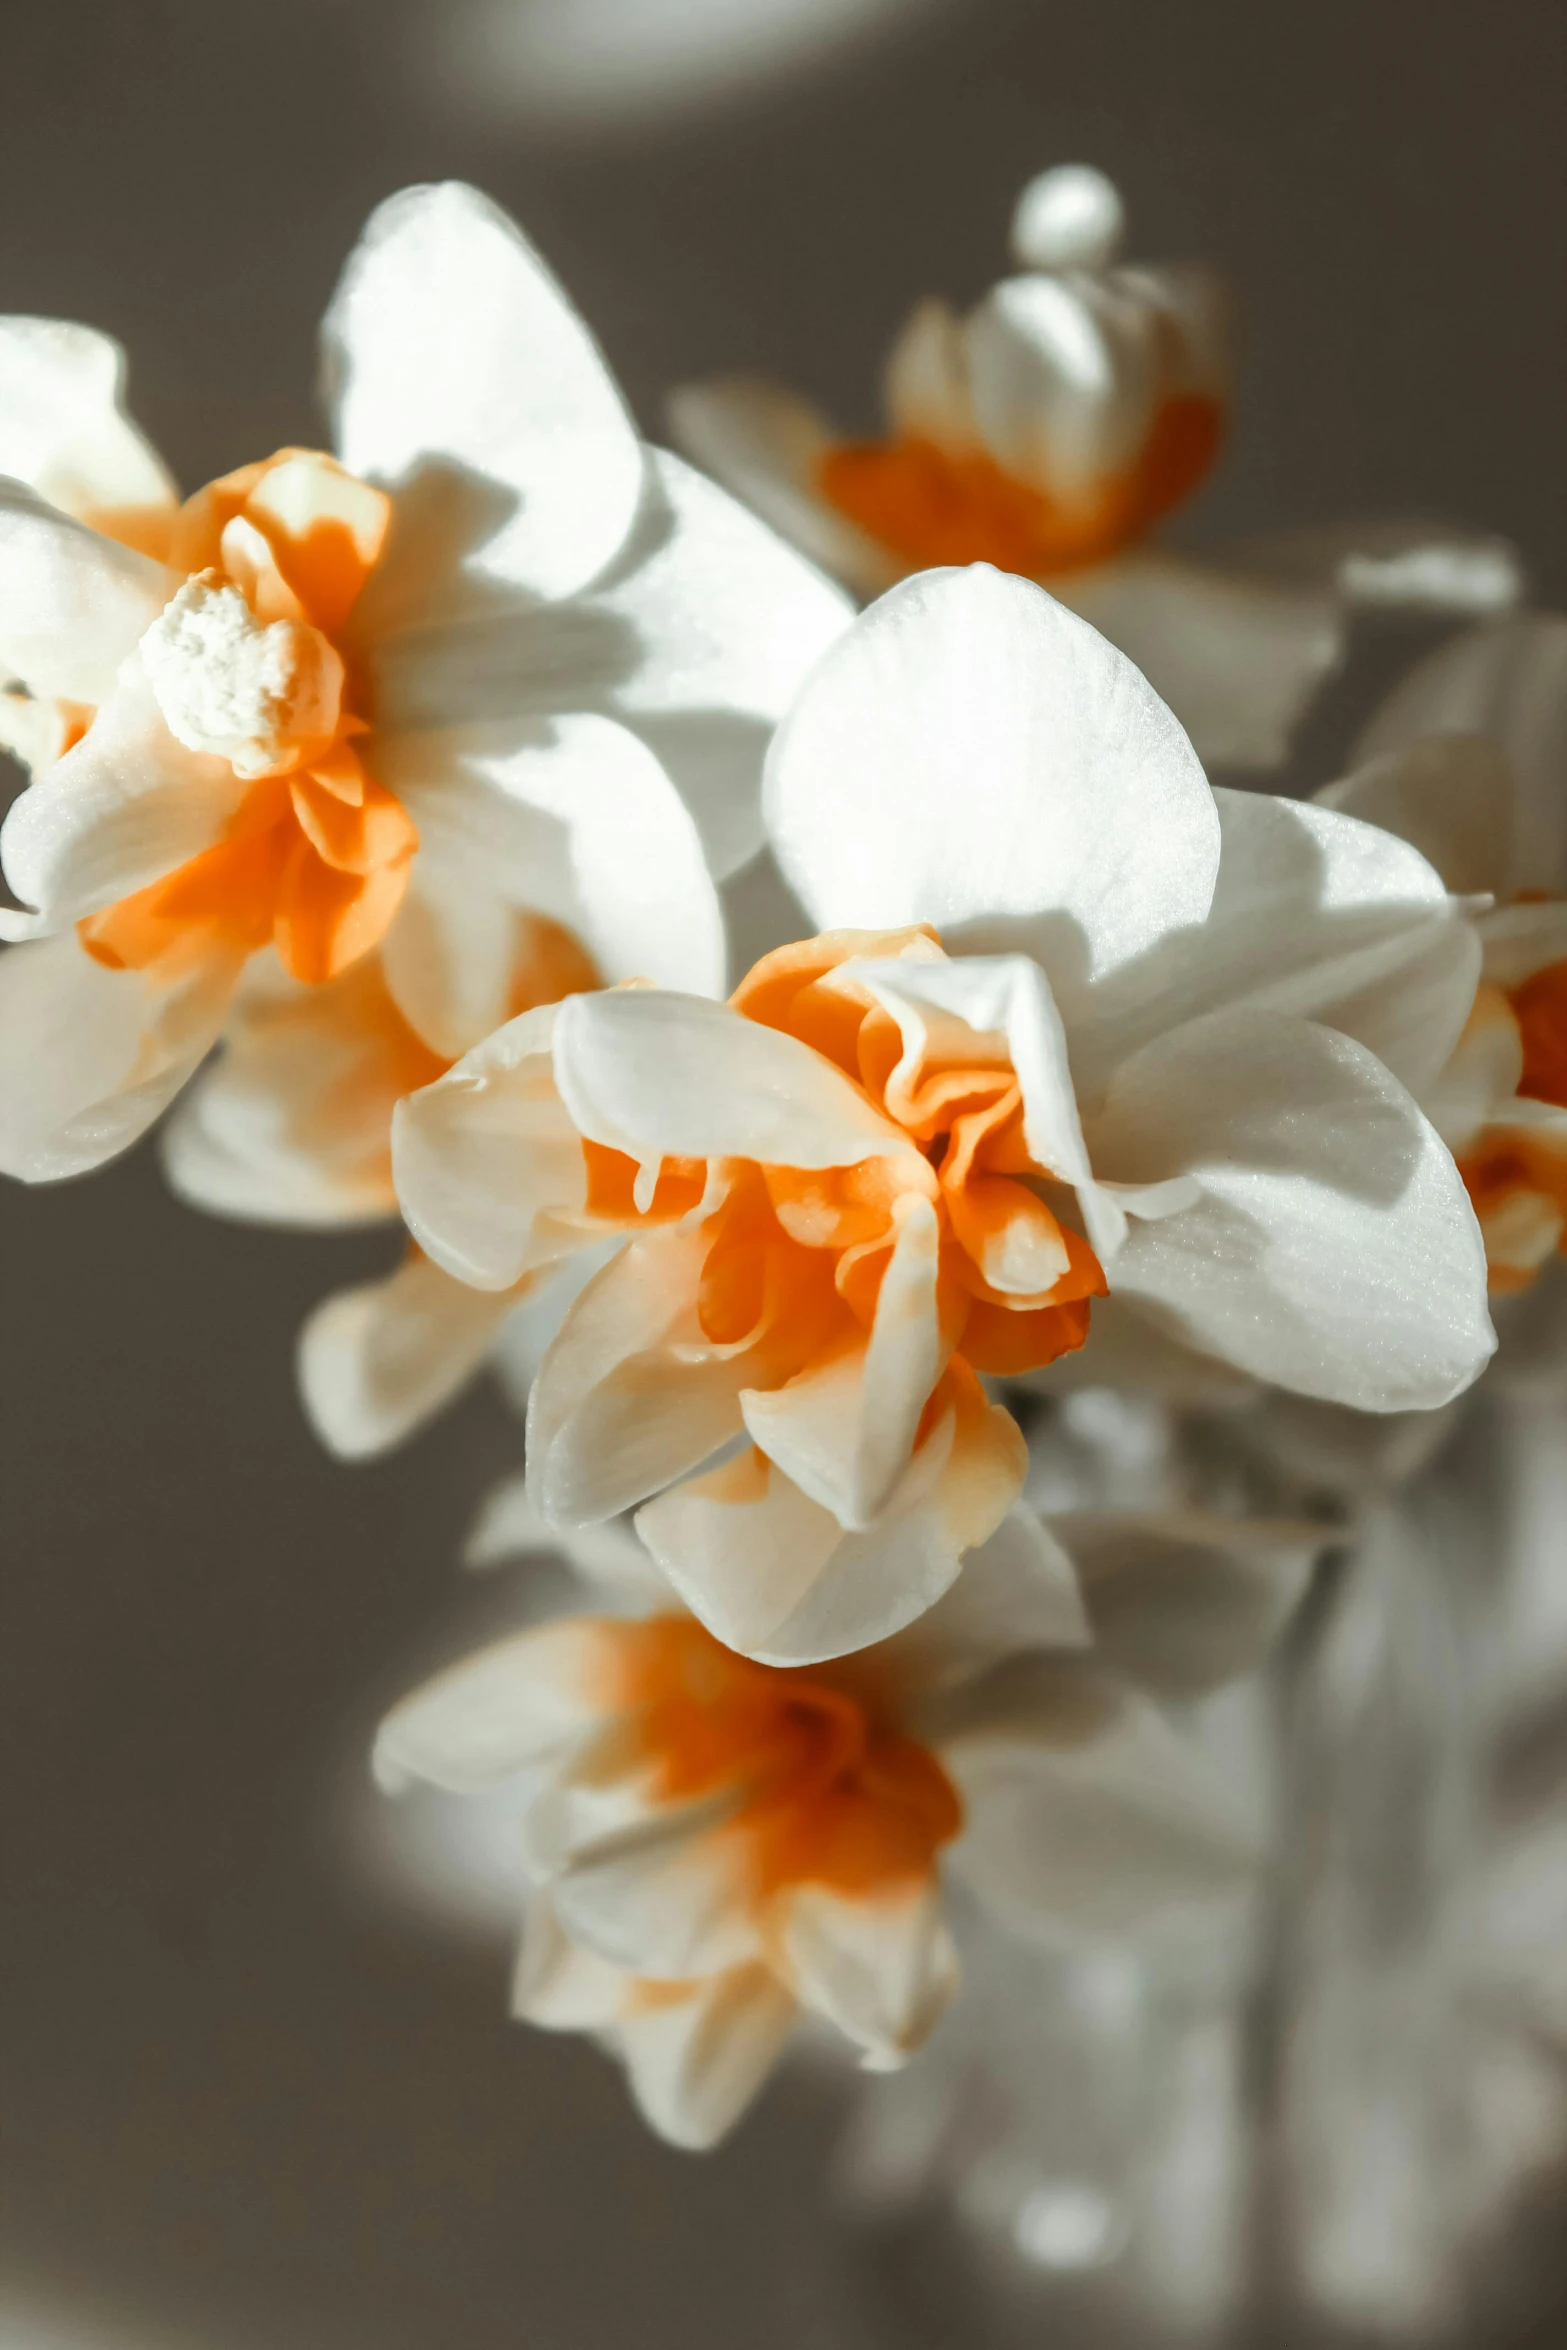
[816, 395, 1222, 578]
[78, 449, 415, 988]
[582, 932, 1105, 1395]
[605, 1614, 961, 1903]
[1458, 957, 1567, 1291]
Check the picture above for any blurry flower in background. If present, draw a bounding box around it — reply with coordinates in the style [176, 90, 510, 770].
[672, 164, 1522, 768]
[371, 1465, 1317, 2149]
[1321, 615, 1567, 1301]
[426, 0, 943, 132]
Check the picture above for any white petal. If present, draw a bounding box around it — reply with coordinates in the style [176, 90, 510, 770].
[1315, 914, 1483, 1104]
[763, 566, 1219, 1015]
[1354, 615, 1567, 896]
[637, 1435, 966, 1667]
[964, 275, 1161, 501]
[1232, 519, 1524, 618]
[0, 317, 176, 520]
[1318, 734, 1516, 899]
[1087, 1008, 1495, 1410]
[527, 1229, 747, 1526]
[885, 1505, 1091, 1706]
[1073, 788, 1475, 1100]
[615, 1963, 797, 2151]
[0, 479, 172, 703]
[1055, 1509, 1326, 1697]
[552, 1810, 759, 1977]
[666, 375, 893, 597]
[379, 713, 724, 1007]
[298, 1252, 520, 1458]
[1053, 552, 1341, 771]
[373, 1618, 621, 1794]
[391, 1002, 589, 1290]
[944, 1664, 1257, 1935]
[551, 984, 905, 1170]
[512, 1893, 631, 2030]
[161, 961, 411, 1227]
[325, 182, 645, 607]
[0, 928, 234, 1181]
[580, 447, 853, 880]
[775, 1877, 957, 2065]
[2, 663, 244, 928]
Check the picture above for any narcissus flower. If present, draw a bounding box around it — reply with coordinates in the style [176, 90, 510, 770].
[375, 1501, 1278, 2150]
[0, 181, 850, 1183]
[1322, 615, 1567, 1293]
[670, 164, 1519, 770]
[394, 566, 1493, 1664]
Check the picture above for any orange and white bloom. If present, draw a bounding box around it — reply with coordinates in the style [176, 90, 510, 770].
[1322, 615, 1567, 1294]
[0, 182, 850, 1186]
[670, 164, 1519, 770]
[375, 1501, 1276, 2150]
[393, 566, 1493, 1664]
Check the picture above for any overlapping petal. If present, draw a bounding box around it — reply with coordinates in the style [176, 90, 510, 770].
[325, 181, 646, 611]
[764, 567, 1220, 1012]
[1087, 1008, 1494, 1409]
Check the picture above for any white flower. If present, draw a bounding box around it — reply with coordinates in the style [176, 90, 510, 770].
[669, 164, 1520, 771]
[1321, 615, 1567, 1295]
[374, 1495, 1307, 2150]
[393, 565, 1492, 1664]
[0, 183, 851, 1185]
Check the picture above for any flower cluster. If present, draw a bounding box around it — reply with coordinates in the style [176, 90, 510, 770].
[3, 165, 1558, 2164]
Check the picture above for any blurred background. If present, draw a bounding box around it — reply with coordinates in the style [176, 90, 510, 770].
[2, 2, 1565, 2344]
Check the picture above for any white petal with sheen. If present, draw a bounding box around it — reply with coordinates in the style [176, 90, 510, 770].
[552, 985, 905, 1170]
[392, 1004, 589, 1290]
[326, 182, 645, 608]
[582, 448, 853, 880]
[527, 1229, 747, 1526]
[1088, 1009, 1494, 1410]
[764, 567, 1219, 1015]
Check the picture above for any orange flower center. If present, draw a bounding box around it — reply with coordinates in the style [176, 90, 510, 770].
[581, 931, 1105, 1390]
[816, 396, 1222, 578]
[78, 449, 416, 988]
[607, 1613, 962, 1904]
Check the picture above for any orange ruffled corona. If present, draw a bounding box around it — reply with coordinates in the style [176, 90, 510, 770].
[577, 929, 1105, 1400]
[603, 1612, 963, 1910]
[817, 395, 1223, 578]
[79, 450, 416, 988]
